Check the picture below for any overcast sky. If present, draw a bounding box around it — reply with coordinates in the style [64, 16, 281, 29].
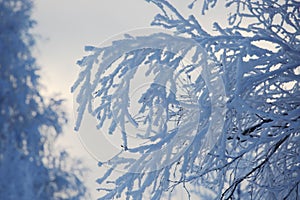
[32, 1, 163, 198]
[32, 1, 226, 198]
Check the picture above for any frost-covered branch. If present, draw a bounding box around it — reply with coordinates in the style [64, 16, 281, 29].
[73, 0, 300, 199]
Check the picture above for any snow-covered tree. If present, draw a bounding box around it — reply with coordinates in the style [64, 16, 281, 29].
[73, 0, 300, 199]
[0, 0, 86, 199]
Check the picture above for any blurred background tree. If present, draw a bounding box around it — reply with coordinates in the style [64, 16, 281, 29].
[0, 0, 87, 199]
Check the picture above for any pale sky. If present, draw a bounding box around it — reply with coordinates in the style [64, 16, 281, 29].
[32, 1, 164, 198]
[32, 1, 226, 198]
